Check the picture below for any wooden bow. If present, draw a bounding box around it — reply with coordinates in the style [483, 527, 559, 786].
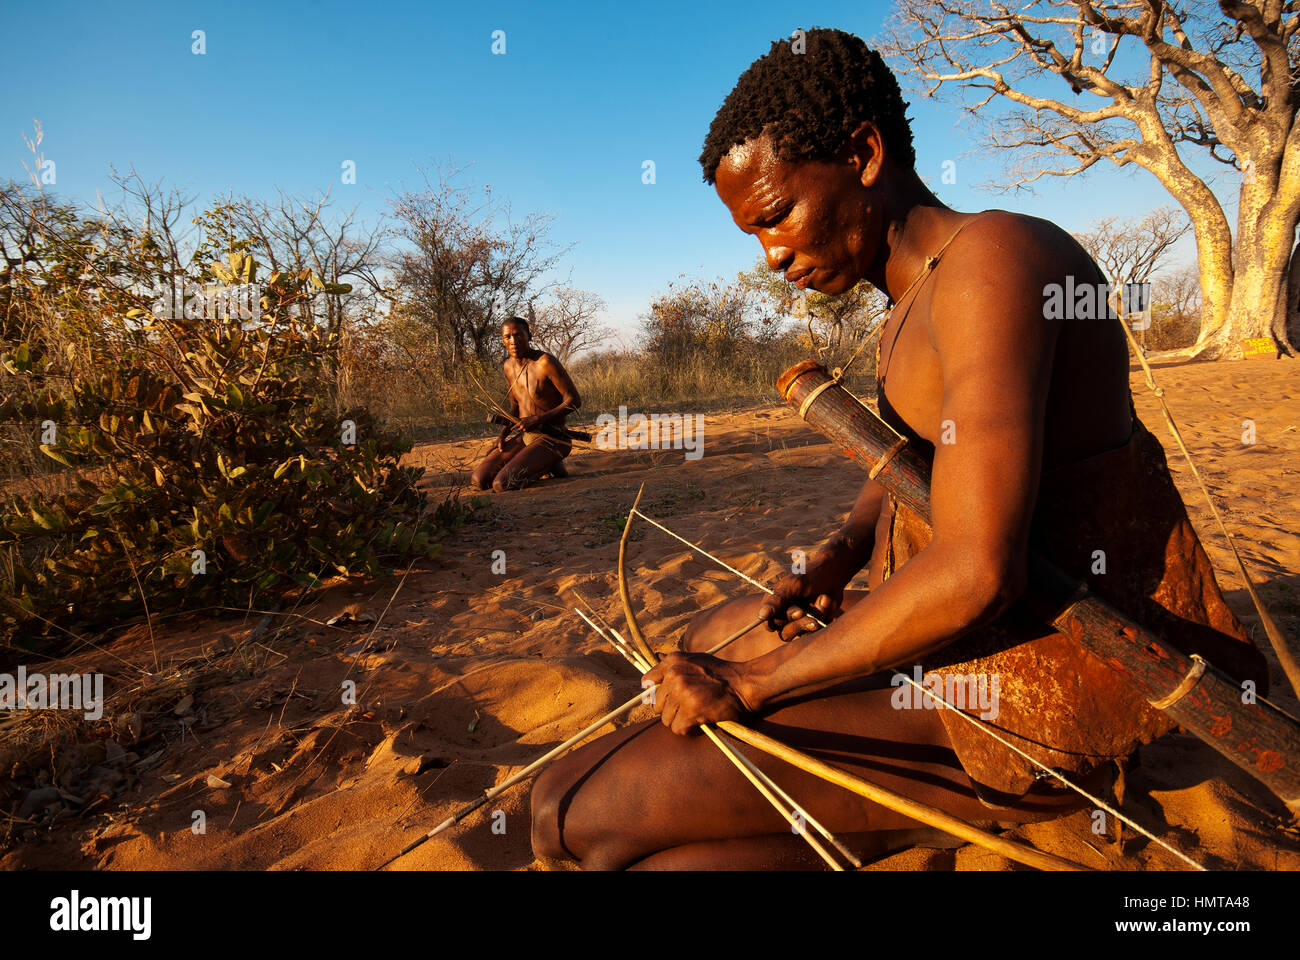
[613, 487, 1090, 871]
[617, 484, 659, 668]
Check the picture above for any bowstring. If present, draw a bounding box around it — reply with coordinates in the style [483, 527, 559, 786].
[633, 507, 1211, 871]
[1118, 314, 1300, 705]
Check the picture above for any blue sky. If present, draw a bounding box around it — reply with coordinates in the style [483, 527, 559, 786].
[4, 0, 1242, 341]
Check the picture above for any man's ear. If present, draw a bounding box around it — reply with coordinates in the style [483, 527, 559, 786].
[839, 121, 886, 188]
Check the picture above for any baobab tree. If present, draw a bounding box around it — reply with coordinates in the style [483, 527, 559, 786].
[882, 0, 1300, 358]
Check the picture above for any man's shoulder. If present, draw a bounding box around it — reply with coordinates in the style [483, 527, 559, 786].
[954, 209, 1084, 265]
[533, 350, 564, 370]
[932, 210, 1096, 320]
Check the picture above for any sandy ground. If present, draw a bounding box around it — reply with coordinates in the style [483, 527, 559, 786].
[3, 358, 1299, 871]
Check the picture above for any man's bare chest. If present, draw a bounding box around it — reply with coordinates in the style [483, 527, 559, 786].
[876, 306, 944, 447]
[506, 358, 561, 409]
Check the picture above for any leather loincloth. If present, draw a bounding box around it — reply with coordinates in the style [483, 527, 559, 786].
[521, 423, 572, 457]
[879, 412, 1268, 800]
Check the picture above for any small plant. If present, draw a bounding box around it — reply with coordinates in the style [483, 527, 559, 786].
[597, 509, 628, 540]
[734, 483, 763, 509]
[0, 254, 442, 651]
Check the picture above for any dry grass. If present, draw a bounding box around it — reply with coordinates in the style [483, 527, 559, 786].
[0, 610, 310, 845]
[340, 341, 881, 441]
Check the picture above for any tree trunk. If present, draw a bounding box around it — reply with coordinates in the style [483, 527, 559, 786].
[1282, 240, 1300, 350]
[1176, 202, 1237, 360]
[1180, 163, 1298, 359]
[1201, 255, 1287, 357]
[1196, 180, 1297, 357]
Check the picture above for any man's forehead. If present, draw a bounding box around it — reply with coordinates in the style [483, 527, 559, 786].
[716, 138, 786, 210]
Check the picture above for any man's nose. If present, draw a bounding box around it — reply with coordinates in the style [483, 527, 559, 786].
[763, 242, 794, 274]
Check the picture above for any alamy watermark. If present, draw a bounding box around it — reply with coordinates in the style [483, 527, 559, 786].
[50, 890, 150, 940]
[594, 406, 705, 461]
[1043, 278, 1152, 330]
[1, 667, 104, 720]
[890, 665, 1000, 721]
[149, 279, 260, 323]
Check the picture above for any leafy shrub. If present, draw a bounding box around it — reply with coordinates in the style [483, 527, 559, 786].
[0, 265, 445, 650]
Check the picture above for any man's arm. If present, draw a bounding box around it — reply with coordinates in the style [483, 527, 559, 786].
[758, 477, 886, 638]
[647, 218, 1065, 727]
[824, 478, 886, 570]
[497, 363, 521, 450]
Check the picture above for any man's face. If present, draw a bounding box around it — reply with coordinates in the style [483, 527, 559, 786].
[502, 321, 530, 359]
[714, 133, 880, 296]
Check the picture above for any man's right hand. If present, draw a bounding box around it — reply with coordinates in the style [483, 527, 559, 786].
[758, 542, 859, 641]
[496, 427, 511, 452]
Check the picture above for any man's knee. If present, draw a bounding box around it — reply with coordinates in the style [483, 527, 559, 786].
[493, 469, 531, 493]
[680, 602, 733, 652]
[470, 459, 496, 490]
[680, 596, 774, 656]
[532, 749, 673, 870]
[679, 619, 709, 652]
[529, 767, 570, 862]
[530, 765, 628, 868]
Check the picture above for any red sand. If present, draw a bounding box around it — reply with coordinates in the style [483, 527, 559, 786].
[4, 359, 1299, 871]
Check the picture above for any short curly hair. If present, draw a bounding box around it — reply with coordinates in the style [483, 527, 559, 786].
[699, 28, 915, 185]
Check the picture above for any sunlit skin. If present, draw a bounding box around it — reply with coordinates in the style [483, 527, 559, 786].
[471, 319, 581, 492]
[529, 121, 1132, 869]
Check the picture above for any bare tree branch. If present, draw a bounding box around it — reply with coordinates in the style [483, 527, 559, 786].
[880, 0, 1299, 355]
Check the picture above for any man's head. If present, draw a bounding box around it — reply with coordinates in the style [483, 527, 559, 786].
[699, 29, 916, 295]
[502, 317, 531, 359]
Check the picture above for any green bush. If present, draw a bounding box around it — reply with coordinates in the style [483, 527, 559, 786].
[0, 269, 445, 650]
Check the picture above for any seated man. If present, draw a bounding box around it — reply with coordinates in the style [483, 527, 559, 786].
[472, 317, 581, 492]
[529, 28, 1265, 869]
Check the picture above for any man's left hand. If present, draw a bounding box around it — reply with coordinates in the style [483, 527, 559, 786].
[642, 653, 754, 735]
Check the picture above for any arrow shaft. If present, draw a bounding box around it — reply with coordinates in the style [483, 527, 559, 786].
[378, 619, 765, 868]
